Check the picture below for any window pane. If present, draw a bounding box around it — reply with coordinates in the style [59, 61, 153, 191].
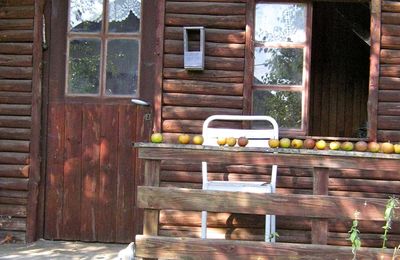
[254, 47, 303, 85]
[105, 39, 139, 96]
[69, 0, 103, 32]
[67, 39, 101, 94]
[253, 90, 302, 129]
[255, 3, 306, 43]
[109, 0, 141, 32]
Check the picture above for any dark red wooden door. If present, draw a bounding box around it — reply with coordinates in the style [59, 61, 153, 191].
[42, 0, 155, 243]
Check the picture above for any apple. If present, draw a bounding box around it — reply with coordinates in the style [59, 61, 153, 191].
[178, 134, 190, 144]
[355, 141, 368, 152]
[291, 139, 303, 149]
[150, 133, 163, 143]
[192, 135, 204, 145]
[279, 138, 290, 148]
[381, 141, 394, 154]
[238, 137, 248, 147]
[341, 141, 354, 151]
[226, 137, 237, 147]
[315, 140, 327, 150]
[217, 137, 227, 146]
[394, 144, 400, 154]
[304, 139, 316, 149]
[368, 142, 380, 153]
[329, 141, 341, 150]
[268, 139, 280, 148]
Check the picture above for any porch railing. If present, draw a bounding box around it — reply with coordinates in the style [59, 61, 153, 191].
[134, 143, 400, 259]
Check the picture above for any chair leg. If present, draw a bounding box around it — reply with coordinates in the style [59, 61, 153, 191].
[265, 214, 271, 242]
[271, 215, 276, 243]
[201, 211, 207, 239]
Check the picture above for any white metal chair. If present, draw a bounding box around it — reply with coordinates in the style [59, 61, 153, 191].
[201, 115, 279, 242]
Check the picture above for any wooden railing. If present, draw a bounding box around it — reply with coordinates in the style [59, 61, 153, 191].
[134, 143, 400, 259]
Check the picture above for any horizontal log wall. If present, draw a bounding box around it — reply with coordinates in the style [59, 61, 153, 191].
[159, 0, 400, 248]
[162, 0, 246, 136]
[0, 0, 34, 242]
[378, 1, 400, 141]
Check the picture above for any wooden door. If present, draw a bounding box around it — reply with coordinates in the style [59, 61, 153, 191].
[42, 0, 158, 242]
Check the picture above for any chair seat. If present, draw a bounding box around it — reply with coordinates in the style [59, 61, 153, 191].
[206, 181, 272, 193]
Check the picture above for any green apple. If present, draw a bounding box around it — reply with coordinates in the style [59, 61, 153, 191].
[150, 133, 163, 143]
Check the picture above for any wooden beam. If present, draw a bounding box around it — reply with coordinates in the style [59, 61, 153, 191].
[311, 168, 329, 245]
[137, 186, 387, 221]
[135, 235, 394, 260]
[143, 160, 161, 237]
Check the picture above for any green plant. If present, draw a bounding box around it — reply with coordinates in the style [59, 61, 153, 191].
[348, 211, 361, 260]
[269, 232, 279, 241]
[382, 196, 399, 249]
[392, 245, 400, 260]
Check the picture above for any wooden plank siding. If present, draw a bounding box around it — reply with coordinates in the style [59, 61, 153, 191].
[157, 0, 400, 249]
[378, 1, 400, 141]
[0, 0, 35, 242]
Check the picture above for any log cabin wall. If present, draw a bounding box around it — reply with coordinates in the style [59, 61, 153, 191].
[378, 1, 400, 142]
[159, 0, 400, 247]
[0, 0, 35, 242]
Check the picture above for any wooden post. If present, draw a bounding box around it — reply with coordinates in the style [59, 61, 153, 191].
[311, 167, 329, 244]
[143, 160, 161, 236]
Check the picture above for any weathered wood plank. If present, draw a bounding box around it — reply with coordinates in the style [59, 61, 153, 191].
[44, 103, 64, 239]
[135, 235, 394, 260]
[0, 66, 32, 79]
[0, 189, 27, 198]
[381, 65, 400, 77]
[382, 24, 400, 37]
[80, 104, 100, 241]
[164, 54, 244, 71]
[163, 79, 243, 95]
[168, 0, 246, 2]
[0, 177, 28, 190]
[0, 6, 34, 19]
[378, 115, 400, 130]
[379, 90, 400, 102]
[138, 187, 387, 221]
[380, 49, 400, 64]
[0, 30, 33, 42]
[0, 79, 31, 92]
[0, 217, 26, 231]
[165, 27, 245, 43]
[0, 104, 31, 116]
[143, 160, 161, 237]
[0, 204, 26, 217]
[382, 1, 400, 12]
[0, 231, 25, 243]
[136, 144, 400, 171]
[0, 92, 32, 104]
[0, 127, 30, 140]
[163, 93, 243, 109]
[165, 14, 246, 29]
[382, 12, 400, 25]
[97, 105, 118, 242]
[0, 164, 28, 178]
[0, 152, 28, 164]
[0, 43, 32, 55]
[164, 40, 245, 57]
[0, 54, 32, 67]
[311, 168, 329, 245]
[0, 115, 31, 128]
[115, 105, 136, 243]
[166, 2, 245, 15]
[0, 0, 34, 6]
[0, 19, 33, 30]
[164, 68, 243, 83]
[0, 140, 29, 152]
[378, 102, 400, 116]
[380, 77, 400, 90]
[0, 197, 27, 205]
[381, 35, 400, 49]
[62, 104, 82, 240]
[378, 130, 400, 142]
[162, 106, 242, 120]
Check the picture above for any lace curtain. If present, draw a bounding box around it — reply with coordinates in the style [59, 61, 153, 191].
[70, 0, 141, 28]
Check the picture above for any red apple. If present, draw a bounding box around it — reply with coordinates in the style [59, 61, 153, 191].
[304, 139, 316, 149]
[354, 141, 368, 152]
[238, 137, 248, 147]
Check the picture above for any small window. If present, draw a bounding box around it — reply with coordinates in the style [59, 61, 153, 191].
[252, 3, 311, 135]
[66, 0, 141, 97]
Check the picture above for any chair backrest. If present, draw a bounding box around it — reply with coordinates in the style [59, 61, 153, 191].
[202, 115, 279, 148]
